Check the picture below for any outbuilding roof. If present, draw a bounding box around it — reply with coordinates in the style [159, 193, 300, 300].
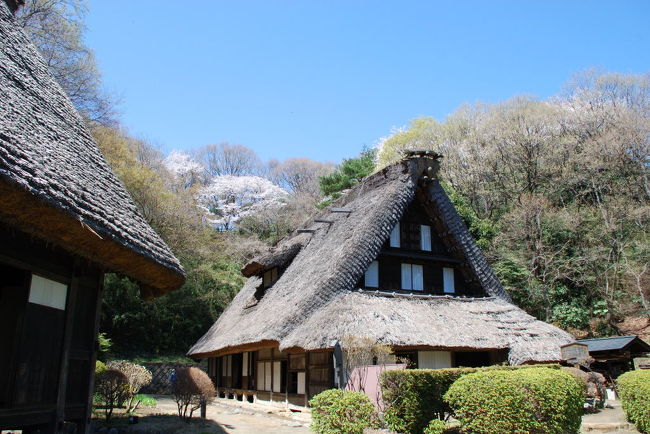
[0, 2, 184, 296]
[189, 153, 574, 363]
[577, 336, 650, 353]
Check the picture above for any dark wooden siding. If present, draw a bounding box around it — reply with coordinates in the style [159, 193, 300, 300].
[0, 225, 103, 432]
[360, 196, 485, 297]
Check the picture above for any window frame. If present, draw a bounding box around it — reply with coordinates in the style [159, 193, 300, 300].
[401, 263, 424, 291]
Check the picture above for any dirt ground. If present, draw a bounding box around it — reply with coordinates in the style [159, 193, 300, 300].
[92, 395, 311, 434]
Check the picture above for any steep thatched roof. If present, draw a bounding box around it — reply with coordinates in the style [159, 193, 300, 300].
[189, 154, 574, 363]
[0, 2, 184, 296]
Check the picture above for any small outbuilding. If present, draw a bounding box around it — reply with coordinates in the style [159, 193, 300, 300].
[0, 1, 185, 432]
[577, 336, 650, 381]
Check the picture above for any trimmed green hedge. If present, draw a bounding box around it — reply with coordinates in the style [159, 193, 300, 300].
[309, 389, 379, 434]
[381, 368, 476, 433]
[445, 368, 583, 434]
[617, 370, 650, 433]
[380, 364, 561, 434]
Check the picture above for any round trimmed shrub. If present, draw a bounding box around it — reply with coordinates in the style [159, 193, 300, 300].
[617, 370, 650, 433]
[173, 367, 216, 421]
[444, 368, 583, 434]
[309, 389, 379, 434]
[423, 419, 447, 434]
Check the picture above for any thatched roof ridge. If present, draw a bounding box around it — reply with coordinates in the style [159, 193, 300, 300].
[189, 154, 572, 363]
[0, 3, 184, 295]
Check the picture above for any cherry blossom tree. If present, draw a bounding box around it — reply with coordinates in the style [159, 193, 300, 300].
[163, 151, 204, 189]
[197, 175, 289, 231]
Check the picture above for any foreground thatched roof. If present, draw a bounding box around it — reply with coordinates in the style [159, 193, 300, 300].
[0, 2, 184, 296]
[189, 153, 573, 363]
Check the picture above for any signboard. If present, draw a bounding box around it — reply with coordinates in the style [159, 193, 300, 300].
[561, 343, 590, 363]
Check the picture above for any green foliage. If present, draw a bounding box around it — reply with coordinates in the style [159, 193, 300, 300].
[101, 259, 243, 356]
[423, 419, 448, 434]
[442, 182, 498, 249]
[617, 370, 650, 433]
[95, 360, 106, 375]
[319, 148, 376, 196]
[444, 368, 583, 434]
[97, 332, 112, 361]
[381, 368, 477, 434]
[380, 365, 561, 434]
[134, 394, 157, 408]
[309, 389, 379, 434]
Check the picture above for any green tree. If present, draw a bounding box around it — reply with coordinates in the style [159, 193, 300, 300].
[320, 147, 377, 197]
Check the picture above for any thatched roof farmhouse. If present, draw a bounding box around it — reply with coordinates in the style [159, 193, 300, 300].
[0, 1, 184, 431]
[189, 151, 574, 407]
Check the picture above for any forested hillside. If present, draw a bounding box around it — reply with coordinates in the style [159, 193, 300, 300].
[17, 0, 648, 357]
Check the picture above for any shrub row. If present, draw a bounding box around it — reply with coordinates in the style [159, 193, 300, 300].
[617, 370, 650, 433]
[445, 368, 583, 434]
[379, 364, 561, 434]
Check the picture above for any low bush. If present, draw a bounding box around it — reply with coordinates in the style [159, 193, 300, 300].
[444, 368, 583, 434]
[172, 367, 216, 422]
[95, 360, 106, 375]
[107, 360, 152, 413]
[380, 364, 561, 434]
[381, 368, 476, 433]
[423, 419, 447, 434]
[94, 369, 128, 421]
[617, 370, 650, 433]
[309, 389, 379, 434]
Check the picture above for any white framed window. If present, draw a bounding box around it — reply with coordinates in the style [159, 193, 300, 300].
[443, 267, 455, 293]
[364, 261, 379, 287]
[401, 263, 423, 291]
[390, 222, 400, 247]
[420, 225, 432, 251]
[29, 274, 67, 310]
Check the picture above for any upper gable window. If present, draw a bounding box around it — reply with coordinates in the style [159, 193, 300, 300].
[263, 268, 279, 289]
[390, 223, 400, 248]
[401, 263, 423, 291]
[364, 261, 379, 287]
[420, 225, 432, 251]
[443, 267, 455, 293]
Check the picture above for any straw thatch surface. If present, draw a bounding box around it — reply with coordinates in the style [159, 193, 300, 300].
[0, 3, 184, 294]
[189, 155, 573, 363]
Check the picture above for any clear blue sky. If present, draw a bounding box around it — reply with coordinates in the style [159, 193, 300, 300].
[85, 1, 649, 163]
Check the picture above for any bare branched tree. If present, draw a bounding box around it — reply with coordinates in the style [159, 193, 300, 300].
[16, 0, 118, 125]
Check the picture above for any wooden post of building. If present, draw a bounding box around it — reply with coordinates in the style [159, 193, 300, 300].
[81, 269, 104, 433]
[54, 261, 80, 433]
[304, 352, 310, 407]
[270, 349, 274, 402]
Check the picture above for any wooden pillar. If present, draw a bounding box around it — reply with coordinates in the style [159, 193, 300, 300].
[270, 349, 274, 402]
[304, 352, 310, 407]
[54, 260, 80, 433]
[80, 268, 104, 434]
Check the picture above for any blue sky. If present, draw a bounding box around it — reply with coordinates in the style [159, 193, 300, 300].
[85, 1, 649, 163]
